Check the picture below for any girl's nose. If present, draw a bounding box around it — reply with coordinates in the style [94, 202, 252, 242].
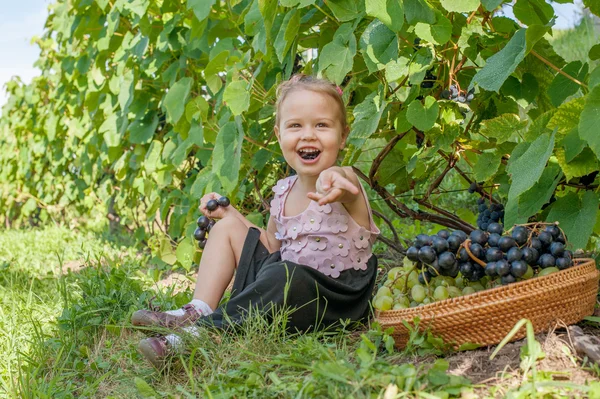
[301, 127, 317, 140]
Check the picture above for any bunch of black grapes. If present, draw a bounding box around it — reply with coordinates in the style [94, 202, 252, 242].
[406, 229, 469, 284]
[420, 69, 437, 89]
[476, 197, 504, 231]
[441, 85, 475, 104]
[194, 196, 230, 248]
[460, 223, 574, 286]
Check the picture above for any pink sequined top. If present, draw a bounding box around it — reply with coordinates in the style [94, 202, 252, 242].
[270, 175, 380, 278]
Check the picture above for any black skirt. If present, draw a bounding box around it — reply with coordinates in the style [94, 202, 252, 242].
[197, 227, 378, 333]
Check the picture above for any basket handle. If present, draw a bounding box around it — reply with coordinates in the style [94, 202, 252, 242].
[462, 239, 487, 267]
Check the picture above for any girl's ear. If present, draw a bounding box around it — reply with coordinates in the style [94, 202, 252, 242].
[340, 125, 350, 149]
[274, 125, 280, 142]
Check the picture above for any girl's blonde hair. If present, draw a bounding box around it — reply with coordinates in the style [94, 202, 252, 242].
[275, 74, 348, 131]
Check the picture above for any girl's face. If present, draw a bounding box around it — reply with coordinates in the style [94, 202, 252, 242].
[274, 89, 348, 178]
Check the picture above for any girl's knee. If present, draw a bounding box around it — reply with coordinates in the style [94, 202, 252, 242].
[210, 215, 245, 234]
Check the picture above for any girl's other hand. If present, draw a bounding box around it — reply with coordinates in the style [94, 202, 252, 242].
[198, 192, 235, 219]
[307, 167, 360, 205]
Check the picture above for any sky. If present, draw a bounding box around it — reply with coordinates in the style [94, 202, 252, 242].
[0, 0, 587, 108]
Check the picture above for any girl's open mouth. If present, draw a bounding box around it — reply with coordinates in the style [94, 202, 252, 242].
[297, 148, 321, 162]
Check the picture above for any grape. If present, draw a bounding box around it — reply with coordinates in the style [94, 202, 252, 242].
[418, 246, 437, 264]
[522, 265, 534, 279]
[217, 196, 230, 207]
[395, 295, 411, 308]
[198, 239, 207, 249]
[501, 274, 516, 285]
[469, 242, 485, 260]
[512, 226, 528, 246]
[431, 236, 449, 254]
[207, 199, 219, 211]
[550, 242, 565, 257]
[486, 247, 504, 262]
[441, 89, 451, 99]
[427, 261, 442, 276]
[451, 230, 468, 241]
[393, 278, 407, 290]
[437, 229, 450, 239]
[197, 215, 210, 229]
[459, 262, 474, 278]
[387, 267, 403, 280]
[488, 233, 501, 248]
[433, 286, 450, 301]
[539, 253, 556, 268]
[418, 271, 433, 284]
[447, 235, 462, 252]
[545, 225, 560, 240]
[485, 262, 497, 277]
[457, 95, 466, 103]
[530, 237, 542, 251]
[498, 236, 516, 252]
[506, 247, 523, 262]
[446, 263, 460, 278]
[194, 227, 206, 241]
[462, 286, 476, 295]
[458, 247, 470, 262]
[374, 295, 393, 311]
[377, 286, 392, 298]
[556, 257, 571, 270]
[470, 230, 488, 246]
[487, 223, 503, 235]
[466, 93, 474, 102]
[510, 260, 527, 278]
[206, 219, 216, 232]
[471, 282, 485, 292]
[469, 265, 486, 281]
[393, 301, 409, 310]
[495, 259, 510, 276]
[406, 246, 420, 262]
[538, 267, 559, 277]
[538, 231, 553, 247]
[522, 247, 539, 265]
[438, 252, 456, 270]
[411, 285, 427, 303]
[415, 234, 432, 248]
[448, 286, 462, 298]
[468, 182, 478, 193]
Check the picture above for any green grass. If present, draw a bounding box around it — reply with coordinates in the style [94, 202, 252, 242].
[0, 226, 473, 398]
[1, 225, 597, 398]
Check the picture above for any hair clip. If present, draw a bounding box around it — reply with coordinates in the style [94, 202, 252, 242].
[335, 86, 343, 96]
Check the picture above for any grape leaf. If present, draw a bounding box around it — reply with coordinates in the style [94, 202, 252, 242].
[562, 127, 585, 163]
[406, 96, 439, 132]
[163, 77, 193, 124]
[319, 23, 357, 84]
[507, 129, 555, 200]
[415, 13, 452, 45]
[365, 0, 404, 32]
[513, 0, 554, 26]
[223, 80, 250, 116]
[145, 140, 164, 174]
[404, 0, 436, 24]
[590, 66, 600, 90]
[326, 0, 365, 21]
[471, 29, 527, 92]
[589, 44, 600, 61]
[547, 191, 599, 250]
[548, 97, 585, 136]
[274, 9, 300, 62]
[479, 114, 527, 144]
[128, 111, 158, 144]
[556, 146, 598, 180]
[359, 20, 398, 73]
[579, 85, 600, 160]
[474, 152, 502, 181]
[547, 61, 588, 107]
[348, 87, 386, 148]
[583, 0, 600, 17]
[212, 120, 244, 195]
[187, 0, 216, 22]
[481, 0, 504, 11]
[175, 238, 195, 266]
[440, 0, 480, 13]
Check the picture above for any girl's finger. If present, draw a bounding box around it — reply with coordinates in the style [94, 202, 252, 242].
[331, 175, 359, 195]
[307, 192, 324, 202]
[318, 188, 343, 205]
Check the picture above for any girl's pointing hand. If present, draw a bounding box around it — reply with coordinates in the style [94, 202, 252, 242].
[307, 167, 359, 205]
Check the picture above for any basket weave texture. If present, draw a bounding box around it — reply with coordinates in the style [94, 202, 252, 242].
[376, 258, 599, 348]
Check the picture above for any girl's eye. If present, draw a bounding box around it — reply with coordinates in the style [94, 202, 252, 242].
[289, 123, 301, 128]
[317, 123, 328, 127]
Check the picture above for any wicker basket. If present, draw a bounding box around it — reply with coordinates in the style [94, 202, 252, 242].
[376, 258, 599, 348]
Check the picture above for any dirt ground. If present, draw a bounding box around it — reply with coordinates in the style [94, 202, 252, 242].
[445, 325, 600, 396]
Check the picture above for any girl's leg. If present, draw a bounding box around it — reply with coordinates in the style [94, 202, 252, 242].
[191, 215, 250, 310]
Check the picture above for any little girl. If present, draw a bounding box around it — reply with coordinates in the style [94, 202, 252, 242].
[133, 74, 380, 367]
